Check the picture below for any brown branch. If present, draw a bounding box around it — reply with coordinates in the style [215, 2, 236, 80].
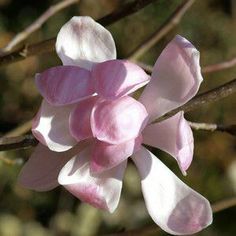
[4, 120, 32, 137]
[189, 122, 236, 136]
[202, 56, 236, 74]
[212, 197, 236, 213]
[0, 135, 38, 151]
[0, 0, 158, 67]
[128, 0, 196, 61]
[98, 0, 157, 26]
[154, 78, 236, 123]
[0, 0, 79, 54]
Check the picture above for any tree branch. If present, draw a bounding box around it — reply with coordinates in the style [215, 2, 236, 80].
[0, 0, 158, 67]
[189, 122, 236, 136]
[0, 135, 38, 151]
[0, 0, 79, 54]
[154, 78, 236, 123]
[202, 56, 236, 74]
[128, 0, 196, 61]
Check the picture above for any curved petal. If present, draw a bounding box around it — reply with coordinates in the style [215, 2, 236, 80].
[143, 112, 193, 175]
[35, 66, 95, 106]
[56, 16, 116, 70]
[69, 97, 97, 142]
[92, 59, 150, 100]
[132, 147, 212, 235]
[139, 35, 203, 121]
[91, 96, 148, 144]
[58, 146, 127, 213]
[90, 135, 142, 174]
[18, 144, 72, 191]
[32, 100, 76, 152]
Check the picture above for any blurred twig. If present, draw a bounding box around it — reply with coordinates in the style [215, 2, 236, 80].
[154, 78, 236, 123]
[212, 196, 236, 213]
[0, 0, 158, 67]
[202, 56, 236, 74]
[189, 122, 236, 136]
[4, 120, 32, 137]
[128, 0, 196, 61]
[0, 135, 38, 151]
[1, 78, 236, 151]
[139, 56, 236, 74]
[0, 0, 79, 54]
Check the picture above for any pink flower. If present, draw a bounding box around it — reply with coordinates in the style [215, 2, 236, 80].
[18, 16, 212, 235]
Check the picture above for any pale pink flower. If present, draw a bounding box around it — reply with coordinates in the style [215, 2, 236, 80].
[18, 16, 212, 235]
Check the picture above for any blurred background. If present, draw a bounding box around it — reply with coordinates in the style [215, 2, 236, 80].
[0, 0, 236, 235]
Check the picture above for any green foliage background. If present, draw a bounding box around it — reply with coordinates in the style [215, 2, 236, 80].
[0, 0, 236, 235]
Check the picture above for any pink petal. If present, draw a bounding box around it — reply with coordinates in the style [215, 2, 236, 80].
[58, 146, 127, 213]
[139, 35, 203, 121]
[132, 147, 213, 235]
[143, 111, 193, 175]
[56, 16, 116, 70]
[35, 66, 95, 106]
[69, 97, 97, 142]
[91, 96, 148, 144]
[32, 99, 76, 152]
[92, 59, 150, 100]
[90, 135, 142, 174]
[18, 144, 72, 191]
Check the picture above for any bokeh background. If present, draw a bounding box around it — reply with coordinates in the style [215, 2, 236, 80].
[0, 0, 236, 235]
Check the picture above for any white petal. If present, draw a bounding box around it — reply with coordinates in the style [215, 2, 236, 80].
[58, 146, 127, 213]
[139, 35, 203, 121]
[132, 147, 212, 235]
[32, 100, 77, 152]
[56, 16, 116, 70]
[18, 144, 71, 191]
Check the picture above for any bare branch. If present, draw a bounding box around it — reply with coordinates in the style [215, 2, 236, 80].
[189, 122, 236, 136]
[0, 0, 79, 54]
[0, 0, 158, 67]
[154, 78, 236, 123]
[4, 120, 32, 137]
[0, 135, 38, 151]
[128, 0, 196, 61]
[202, 56, 236, 74]
[98, 0, 157, 26]
[212, 197, 236, 213]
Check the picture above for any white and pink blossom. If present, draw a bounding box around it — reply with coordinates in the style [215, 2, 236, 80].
[18, 16, 212, 235]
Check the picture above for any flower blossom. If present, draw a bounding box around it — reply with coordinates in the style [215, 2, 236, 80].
[18, 16, 213, 235]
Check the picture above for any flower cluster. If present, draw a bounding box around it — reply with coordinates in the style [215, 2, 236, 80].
[18, 16, 212, 235]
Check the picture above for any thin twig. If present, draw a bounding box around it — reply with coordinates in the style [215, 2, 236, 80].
[0, 135, 38, 151]
[202, 56, 236, 74]
[189, 122, 236, 136]
[128, 0, 196, 61]
[212, 197, 236, 213]
[154, 78, 236, 123]
[0, 0, 158, 67]
[4, 120, 32, 137]
[0, 0, 79, 54]
[138, 55, 236, 75]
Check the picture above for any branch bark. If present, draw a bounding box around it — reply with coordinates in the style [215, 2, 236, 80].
[189, 122, 236, 136]
[0, 0, 158, 67]
[128, 0, 196, 61]
[0, 0, 79, 54]
[154, 78, 236, 123]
